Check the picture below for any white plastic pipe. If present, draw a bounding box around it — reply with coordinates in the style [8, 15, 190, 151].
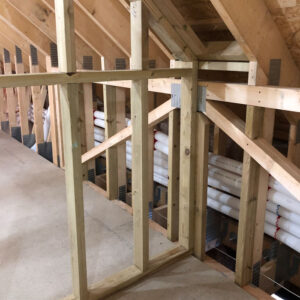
[94, 118, 105, 128]
[154, 141, 168, 155]
[154, 131, 168, 145]
[207, 197, 300, 253]
[94, 110, 105, 120]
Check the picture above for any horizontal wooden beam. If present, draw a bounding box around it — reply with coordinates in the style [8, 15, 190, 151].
[63, 246, 189, 300]
[0, 68, 192, 88]
[99, 79, 300, 113]
[81, 99, 174, 163]
[205, 101, 300, 201]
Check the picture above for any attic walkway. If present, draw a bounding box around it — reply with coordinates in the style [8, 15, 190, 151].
[0, 132, 254, 300]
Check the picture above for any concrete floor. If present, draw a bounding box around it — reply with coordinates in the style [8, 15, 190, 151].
[0, 132, 254, 300]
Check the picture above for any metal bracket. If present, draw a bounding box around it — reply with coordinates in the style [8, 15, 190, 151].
[115, 58, 126, 70]
[118, 185, 126, 202]
[252, 261, 261, 287]
[171, 83, 207, 112]
[296, 120, 300, 144]
[23, 133, 36, 148]
[83, 56, 93, 70]
[88, 168, 96, 183]
[4, 48, 10, 63]
[30, 45, 38, 66]
[268, 59, 281, 86]
[38, 142, 53, 162]
[50, 42, 58, 68]
[15, 46, 22, 64]
[11, 126, 22, 143]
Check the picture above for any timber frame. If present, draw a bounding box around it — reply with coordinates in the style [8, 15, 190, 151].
[0, 0, 300, 299]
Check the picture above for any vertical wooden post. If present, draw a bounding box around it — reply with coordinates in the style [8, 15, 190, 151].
[213, 125, 227, 155]
[82, 56, 96, 182]
[148, 92, 155, 212]
[29, 46, 45, 152]
[3, 49, 17, 135]
[194, 112, 210, 260]
[235, 62, 273, 286]
[104, 84, 118, 199]
[167, 109, 180, 241]
[46, 56, 60, 166]
[288, 123, 300, 168]
[0, 66, 5, 130]
[54, 0, 88, 299]
[178, 61, 198, 250]
[116, 87, 127, 200]
[15, 46, 30, 142]
[130, 0, 149, 271]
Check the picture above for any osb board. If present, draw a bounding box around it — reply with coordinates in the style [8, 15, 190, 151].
[263, 0, 300, 69]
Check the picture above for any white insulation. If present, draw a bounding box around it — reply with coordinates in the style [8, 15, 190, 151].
[94, 112, 300, 253]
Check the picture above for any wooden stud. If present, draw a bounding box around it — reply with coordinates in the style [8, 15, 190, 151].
[15, 46, 30, 140]
[194, 113, 210, 261]
[46, 56, 60, 166]
[54, 0, 88, 299]
[104, 84, 118, 199]
[167, 109, 180, 241]
[82, 99, 174, 164]
[0, 66, 5, 129]
[3, 49, 17, 133]
[213, 125, 227, 156]
[178, 61, 198, 250]
[116, 87, 127, 200]
[29, 46, 46, 151]
[288, 123, 300, 168]
[205, 101, 300, 202]
[130, 0, 149, 271]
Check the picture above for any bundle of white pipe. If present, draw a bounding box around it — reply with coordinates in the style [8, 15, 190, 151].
[151, 130, 300, 252]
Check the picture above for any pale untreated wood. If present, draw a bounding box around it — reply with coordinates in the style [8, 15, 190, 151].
[81, 100, 174, 164]
[130, 0, 149, 271]
[194, 113, 210, 261]
[104, 85, 118, 200]
[167, 109, 180, 242]
[179, 61, 198, 250]
[54, 0, 88, 299]
[15, 50, 30, 139]
[205, 101, 300, 202]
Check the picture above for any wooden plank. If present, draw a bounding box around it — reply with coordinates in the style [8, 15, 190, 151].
[213, 126, 227, 155]
[288, 123, 300, 168]
[205, 101, 300, 202]
[87, 246, 189, 300]
[144, 0, 199, 61]
[0, 68, 5, 128]
[29, 53, 45, 150]
[210, 0, 300, 86]
[148, 92, 155, 210]
[178, 61, 198, 250]
[3, 49, 17, 133]
[40, 0, 119, 69]
[236, 62, 268, 286]
[15, 47, 30, 140]
[82, 99, 174, 164]
[167, 109, 180, 242]
[104, 85, 118, 199]
[99, 79, 300, 113]
[0, 68, 192, 88]
[54, 0, 88, 299]
[46, 56, 59, 166]
[194, 113, 210, 261]
[130, 0, 149, 271]
[116, 87, 127, 200]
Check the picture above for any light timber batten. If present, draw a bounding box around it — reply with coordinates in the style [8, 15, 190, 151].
[54, 0, 88, 299]
[178, 60, 198, 250]
[81, 99, 175, 164]
[194, 113, 210, 261]
[130, 0, 149, 271]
